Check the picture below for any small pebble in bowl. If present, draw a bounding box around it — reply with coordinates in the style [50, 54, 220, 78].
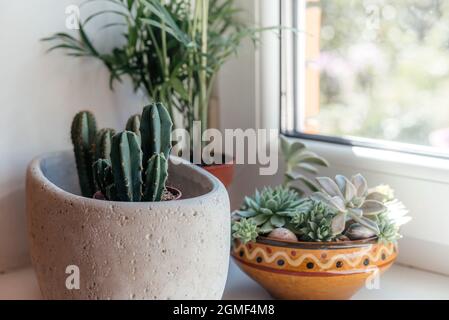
[267, 228, 298, 242]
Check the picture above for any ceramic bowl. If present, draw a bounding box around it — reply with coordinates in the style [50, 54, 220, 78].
[231, 237, 397, 300]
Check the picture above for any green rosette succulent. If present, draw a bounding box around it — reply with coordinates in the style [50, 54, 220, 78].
[235, 186, 302, 235]
[375, 213, 399, 243]
[291, 200, 337, 242]
[231, 218, 259, 244]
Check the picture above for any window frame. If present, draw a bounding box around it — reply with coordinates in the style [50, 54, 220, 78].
[280, 0, 449, 161]
[274, 0, 449, 275]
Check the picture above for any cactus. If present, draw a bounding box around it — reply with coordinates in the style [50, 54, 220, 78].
[71, 102, 174, 202]
[71, 111, 97, 197]
[111, 131, 143, 202]
[143, 153, 168, 201]
[126, 114, 141, 141]
[140, 103, 173, 164]
[93, 159, 114, 198]
[94, 128, 115, 161]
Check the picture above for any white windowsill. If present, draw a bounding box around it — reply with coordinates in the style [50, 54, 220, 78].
[2, 262, 449, 300]
[224, 260, 449, 300]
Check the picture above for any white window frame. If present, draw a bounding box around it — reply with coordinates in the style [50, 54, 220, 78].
[255, 0, 449, 275]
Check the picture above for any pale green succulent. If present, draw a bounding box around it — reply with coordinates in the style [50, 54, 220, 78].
[232, 218, 259, 244]
[375, 213, 400, 243]
[280, 135, 329, 195]
[235, 186, 302, 234]
[367, 184, 410, 242]
[291, 200, 337, 242]
[312, 174, 387, 238]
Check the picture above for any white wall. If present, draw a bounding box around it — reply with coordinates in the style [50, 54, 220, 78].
[0, 1, 143, 271]
[218, 0, 283, 210]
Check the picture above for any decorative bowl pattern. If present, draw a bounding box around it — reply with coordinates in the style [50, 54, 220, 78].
[231, 237, 397, 300]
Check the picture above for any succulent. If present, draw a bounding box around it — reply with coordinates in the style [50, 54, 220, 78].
[375, 213, 399, 243]
[235, 186, 302, 234]
[232, 218, 259, 244]
[291, 200, 337, 242]
[71, 111, 97, 197]
[312, 174, 387, 236]
[376, 197, 410, 242]
[71, 102, 174, 202]
[280, 135, 329, 195]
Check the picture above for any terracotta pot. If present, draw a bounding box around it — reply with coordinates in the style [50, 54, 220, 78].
[26, 151, 231, 300]
[231, 237, 397, 300]
[201, 158, 235, 189]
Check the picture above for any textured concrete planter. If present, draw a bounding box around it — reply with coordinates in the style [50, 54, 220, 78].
[26, 151, 230, 300]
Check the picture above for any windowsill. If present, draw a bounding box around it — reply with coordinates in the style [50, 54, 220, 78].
[224, 260, 449, 300]
[2, 262, 449, 300]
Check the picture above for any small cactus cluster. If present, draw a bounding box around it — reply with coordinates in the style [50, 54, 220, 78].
[71, 103, 173, 202]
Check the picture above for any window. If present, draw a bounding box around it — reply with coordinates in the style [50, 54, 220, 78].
[281, 0, 449, 156]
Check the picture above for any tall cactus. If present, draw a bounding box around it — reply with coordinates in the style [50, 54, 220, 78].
[111, 131, 143, 202]
[71, 111, 97, 197]
[140, 103, 173, 165]
[94, 128, 115, 161]
[72, 102, 174, 202]
[143, 153, 168, 201]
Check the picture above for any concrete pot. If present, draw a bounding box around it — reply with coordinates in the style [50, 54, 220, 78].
[26, 151, 230, 300]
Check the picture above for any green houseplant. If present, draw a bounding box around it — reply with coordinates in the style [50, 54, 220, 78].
[43, 0, 263, 187]
[231, 135, 411, 300]
[71, 103, 178, 201]
[26, 101, 232, 299]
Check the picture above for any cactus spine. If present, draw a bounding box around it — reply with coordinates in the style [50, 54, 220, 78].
[111, 131, 143, 202]
[71, 111, 97, 197]
[143, 153, 168, 201]
[140, 103, 173, 164]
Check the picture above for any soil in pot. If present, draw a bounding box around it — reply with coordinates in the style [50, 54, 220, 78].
[93, 186, 182, 201]
[161, 186, 182, 201]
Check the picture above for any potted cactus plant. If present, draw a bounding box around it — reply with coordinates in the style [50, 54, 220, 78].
[71, 103, 180, 202]
[231, 136, 411, 300]
[26, 103, 231, 300]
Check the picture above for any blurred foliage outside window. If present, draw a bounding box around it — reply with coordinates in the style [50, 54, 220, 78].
[304, 0, 449, 149]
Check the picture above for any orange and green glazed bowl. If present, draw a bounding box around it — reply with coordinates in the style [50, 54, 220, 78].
[231, 237, 397, 300]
